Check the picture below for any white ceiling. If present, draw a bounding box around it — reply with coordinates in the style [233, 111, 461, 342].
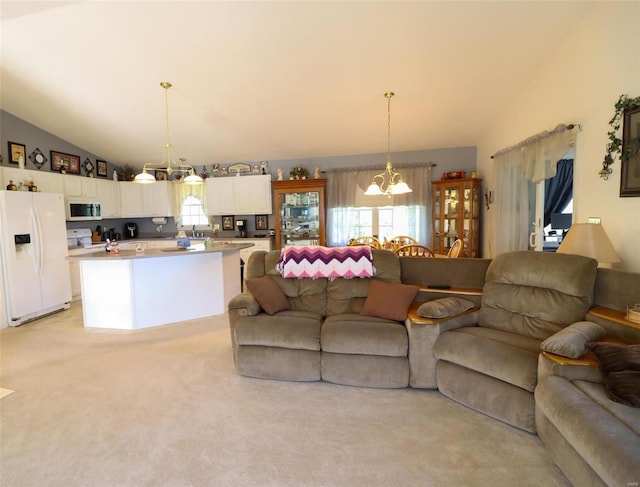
[1, 1, 595, 169]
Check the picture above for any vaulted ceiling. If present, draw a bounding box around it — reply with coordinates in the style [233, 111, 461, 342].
[1, 1, 594, 169]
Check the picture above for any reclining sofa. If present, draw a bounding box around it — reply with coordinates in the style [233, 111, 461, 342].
[227, 249, 640, 487]
[227, 249, 415, 388]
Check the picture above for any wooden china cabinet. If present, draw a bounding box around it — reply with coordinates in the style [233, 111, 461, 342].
[272, 178, 327, 250]
[432, 178, 482, 257]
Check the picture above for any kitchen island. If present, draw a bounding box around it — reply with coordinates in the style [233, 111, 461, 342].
[67, 243, 253, 330]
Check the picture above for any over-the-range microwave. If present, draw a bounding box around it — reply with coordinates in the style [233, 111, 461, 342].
[66, 198, 102, 221]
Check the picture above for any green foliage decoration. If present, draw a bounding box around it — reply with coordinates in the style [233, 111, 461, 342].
[607, 94, 640, 162]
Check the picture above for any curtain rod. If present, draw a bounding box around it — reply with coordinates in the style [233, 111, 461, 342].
[490, 123, 580, 159]
[325, 162, 437, 173]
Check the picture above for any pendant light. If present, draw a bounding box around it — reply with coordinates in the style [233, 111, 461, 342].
[364, 92, 412, 196]
[134, 82, 203, 185]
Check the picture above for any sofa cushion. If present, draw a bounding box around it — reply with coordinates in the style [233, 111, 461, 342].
[322, 313, 408, 357]
[360, 280, 419, 321]
[417, 297, 475, 319]
[479, 251, 597, 340]
[245, 276, 290, 315]
[434, 327, 541, 391]
[326, 249, 402, 315]
[235, 310, 323, 351]
[540, 321, 606, 359]
[587, 342, 640, 407]
[535, 375, 640, 487]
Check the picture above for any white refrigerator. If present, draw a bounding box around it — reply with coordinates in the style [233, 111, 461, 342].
[0, 191, 71, 326]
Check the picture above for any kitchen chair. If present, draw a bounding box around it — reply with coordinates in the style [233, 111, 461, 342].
[394, 244, 435, 257]
[389, 235, 418, 250]
[446, 239, 463, 258]
[347, 236, 382, 249]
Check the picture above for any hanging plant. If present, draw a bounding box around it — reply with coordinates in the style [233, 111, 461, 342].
[600, 94, 640, 179]
[606, 94, 640, 161]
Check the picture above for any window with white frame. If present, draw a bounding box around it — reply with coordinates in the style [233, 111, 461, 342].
[179, 195, 209, 227]
[328, 205, 426, 246]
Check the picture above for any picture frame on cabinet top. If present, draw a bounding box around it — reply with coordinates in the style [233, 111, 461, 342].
[97, 160, 108, 177]
[51, 150, 80, 174]
[8, 141, 26, 165]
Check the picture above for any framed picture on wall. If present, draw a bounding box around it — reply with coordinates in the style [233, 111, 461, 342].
[97, 160, 108, 177]
[620, 106, 640, 197]
[8, 141, 26, 165]
[222, 215, 234, 231]
[50, 150, 80, 174]
[255, 214, 268, 230]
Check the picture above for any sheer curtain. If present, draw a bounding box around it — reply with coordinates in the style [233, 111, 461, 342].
[493, 124, 577, 254]
[326, 163, 433, 246]
[173, 181, 208, 226]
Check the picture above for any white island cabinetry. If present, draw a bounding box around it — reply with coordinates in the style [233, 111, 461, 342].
[68, 243, 250, 329]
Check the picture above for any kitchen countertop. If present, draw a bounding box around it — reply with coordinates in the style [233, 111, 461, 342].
[67, 242, 253, 261]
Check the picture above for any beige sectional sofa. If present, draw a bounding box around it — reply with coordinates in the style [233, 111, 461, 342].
[227, 249, 640, 487]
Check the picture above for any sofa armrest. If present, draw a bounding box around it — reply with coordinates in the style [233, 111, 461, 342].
[537, 335, 628, 384]
[228, 292, 261, 317]
[405, 301, 479, 388]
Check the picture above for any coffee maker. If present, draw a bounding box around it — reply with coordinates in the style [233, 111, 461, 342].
[125, 222, 138, 239]
[236, 219, 248, 238]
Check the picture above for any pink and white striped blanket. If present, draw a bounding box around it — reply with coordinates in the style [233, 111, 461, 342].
[276, 246, 375, 279]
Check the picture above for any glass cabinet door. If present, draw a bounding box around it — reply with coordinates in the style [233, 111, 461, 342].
[272, 179, 327, 249]
[432, 178, 482, 257]
[279, 191, 321, 248]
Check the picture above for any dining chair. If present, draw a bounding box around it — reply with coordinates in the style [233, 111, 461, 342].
[389, 235, 418, 250]
[446, 239, 463, 258]
[347, 236, 382, 249]
[394, 244, 435, 257]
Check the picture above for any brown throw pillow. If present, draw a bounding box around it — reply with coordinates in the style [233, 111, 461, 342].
[587, 342, 640, 407]
[360, 279, 419, 321]
[244, 276, 290, 315]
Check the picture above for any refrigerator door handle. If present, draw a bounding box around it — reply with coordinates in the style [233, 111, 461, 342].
[32, 207, 44, 275]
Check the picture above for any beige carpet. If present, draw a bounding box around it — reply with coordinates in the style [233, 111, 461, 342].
[0, 302, 570, 487]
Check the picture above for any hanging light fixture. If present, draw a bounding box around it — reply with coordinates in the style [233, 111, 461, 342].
[364, 92, 412, 196]
[134, 82, 203, 185]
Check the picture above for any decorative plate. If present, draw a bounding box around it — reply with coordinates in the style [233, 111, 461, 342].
[29, 148, 47, 169]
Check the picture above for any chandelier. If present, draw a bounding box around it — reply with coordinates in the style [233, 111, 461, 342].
[364, 92, 412, 196]
[134, 82, 203, 185]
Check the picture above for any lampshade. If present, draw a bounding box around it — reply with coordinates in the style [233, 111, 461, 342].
[557, 223, 620, 264]
[133, 169, 156, 184]
[133, 82, 203, 185]
[365, 92, 412, 197]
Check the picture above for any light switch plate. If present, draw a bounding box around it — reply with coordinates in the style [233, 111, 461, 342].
[588, 217, 601, 224]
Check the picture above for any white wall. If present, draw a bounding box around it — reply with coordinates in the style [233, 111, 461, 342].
[477, 1, 640, 271]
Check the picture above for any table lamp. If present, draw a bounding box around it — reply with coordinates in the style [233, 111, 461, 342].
[556, 223, 620, 265]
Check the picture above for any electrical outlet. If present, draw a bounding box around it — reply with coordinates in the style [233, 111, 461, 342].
[588, 217, 601, 224]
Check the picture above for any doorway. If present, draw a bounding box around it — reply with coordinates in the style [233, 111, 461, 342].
[528, 152, 574, 251]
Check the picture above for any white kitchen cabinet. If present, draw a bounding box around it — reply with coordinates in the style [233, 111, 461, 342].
[1, 167, 65, 194]
[64, 175, 98, 198]
[68, 244, 109, 300]
[95, 179, 121, 218]
[206, 174, 271, 215]
[120, 181, 174, 218]
[238, 238, 272, 264]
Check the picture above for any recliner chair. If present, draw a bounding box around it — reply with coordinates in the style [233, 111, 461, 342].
[433, 251, 598, 432]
